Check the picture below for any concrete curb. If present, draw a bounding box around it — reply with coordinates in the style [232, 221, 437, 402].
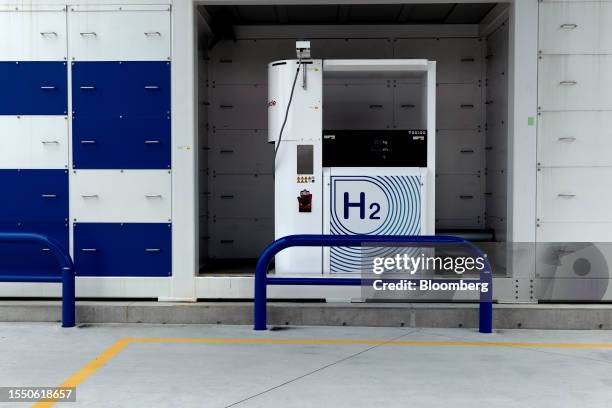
[1, 301, 612, 329]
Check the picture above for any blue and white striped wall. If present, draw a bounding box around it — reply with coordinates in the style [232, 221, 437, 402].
[0, 9, 69, 277]
[0, 4, 173, 280]
[68, 5, 172, 277]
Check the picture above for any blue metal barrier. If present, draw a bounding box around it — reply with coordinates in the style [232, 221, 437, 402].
[254, 235, 493, 333]
[0, 233, 75, 327]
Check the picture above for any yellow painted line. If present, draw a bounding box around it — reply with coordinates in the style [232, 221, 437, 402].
[33, 336, 612, 407]
[127, 337, 612, 349]
[31, 338, 131, 408]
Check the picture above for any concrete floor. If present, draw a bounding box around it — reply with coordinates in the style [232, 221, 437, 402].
[1, 324, 612, 407]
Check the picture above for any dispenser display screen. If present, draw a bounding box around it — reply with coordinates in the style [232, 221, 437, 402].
[322, 130, 427, 167]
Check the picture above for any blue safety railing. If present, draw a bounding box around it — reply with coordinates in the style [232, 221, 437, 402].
[254, 235, 493, 333]
[0, 233, 75, 327]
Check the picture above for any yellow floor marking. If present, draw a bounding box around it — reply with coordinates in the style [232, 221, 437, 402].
[31, 338, 131, 408]
[32, 336, 612, 407]
[128, 337, 612, 349]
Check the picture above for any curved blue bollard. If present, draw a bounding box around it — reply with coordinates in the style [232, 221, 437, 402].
[254, 235, 493, 333]
[0, 232, 75, 327]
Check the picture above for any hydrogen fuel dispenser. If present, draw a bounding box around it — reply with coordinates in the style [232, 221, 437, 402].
[269, 52, 436, 276]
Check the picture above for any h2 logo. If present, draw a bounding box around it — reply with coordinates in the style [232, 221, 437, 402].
[343, 192, 381, 220]
[332, 177, 389, 235]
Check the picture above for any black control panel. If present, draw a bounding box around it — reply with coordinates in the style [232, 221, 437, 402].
[322, 130, 427, 167]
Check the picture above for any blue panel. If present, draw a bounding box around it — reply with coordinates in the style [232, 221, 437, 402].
[72, 115, 171, 169]
[74, 223, 172, 277]
[0, 62, 67, 115]
[0, 170, 68, 222]
[72, 61, 170, 117]
[0, 222, 68, 276]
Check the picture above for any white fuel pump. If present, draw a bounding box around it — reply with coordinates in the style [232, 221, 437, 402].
[268, 43, 436, 276]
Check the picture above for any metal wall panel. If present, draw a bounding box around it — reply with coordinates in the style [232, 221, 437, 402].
[436, 130, 483, 175]
[0, 116, 68, 169]
[537, 222, 612, 243]
[394, 38, 482, 84]
[73, 222, 171, 276]
[211, 84, 267, 130]
[537, 1, 612, 299]
[0, 62, 67, 115]
[70, 170, 171, 223]
[486, 26, 508, 79]
[209, 218, 273, 259]
[537, 167, 612, 223]
[485, 195, 506, 221]
[485, 22, 508, 234]
[0, 169, 68, 222]
[485, 171, 507, 202]
[210, 39, 295, 85]
[486, 143, 507, 173]
[538, 111, 612, 167]
[436, 174, 484, 225]
[539, 2, 612, 54]
[394, 82, 426, 129]
[0, 221, 69, 276]
[68, 8, 171, 61]
[0, 9, 68, 61]
[72, 61, 170, 117]
[311, 38, 394, 60]
[437, 83, 482, 130]
[209, 130, 273, 175]
[209, 174, 273, 219]
[538, 55, 612, 111]
[324, 83, 393, 130]
[72, 116, 171, 169]
[535, 242, 612, 280]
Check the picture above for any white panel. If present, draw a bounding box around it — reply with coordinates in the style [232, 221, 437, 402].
[539, 2, 612, 54]
[538, 167, 612, 223]
[436, 174, 484, 222]
[436, 130, 483, 175]
[535, 242, 612, 281]
[395, 83, 426, 129]
[536, 278, 612, 302]
[394, 38, 482, 84]
[537, 222, 612, 242]
[70, 170, 171, 222]
[538, 111, 612, 167]
[0, 10, 67, 61]
[68, 8, 171, 61]
[209, 174, 273, 219]
[210, 218, 273, 259]
[212, 84, 267, 130]
[211, 39, 295, 84]
[436, 84, 482, 130]
[324, 83, 393, 130]
[538, 55, 612, 111]
[269, 60, 323, 142]
[209, 130, 273, 174]
[0, 116, 67, 169]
